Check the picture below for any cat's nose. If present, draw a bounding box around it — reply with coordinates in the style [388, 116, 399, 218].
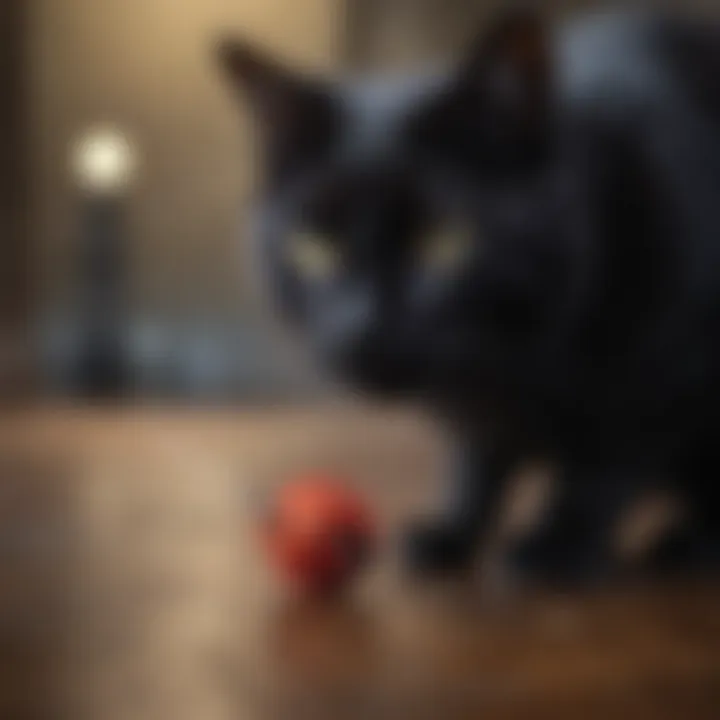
[318, 291, 413, 393]
[320, 290, 383, 362]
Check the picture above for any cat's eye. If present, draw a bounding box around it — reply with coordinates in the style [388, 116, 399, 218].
[286, 231, 340, 281]
[418, 226, 474, 274]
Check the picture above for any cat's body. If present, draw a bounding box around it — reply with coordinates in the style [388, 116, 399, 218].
[219, 8, 720, 582]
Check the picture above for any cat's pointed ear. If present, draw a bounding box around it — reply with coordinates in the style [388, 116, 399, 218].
[458, 7, 552, 127]
[215, 37, 338, 181]
[216, 37, 317, 128]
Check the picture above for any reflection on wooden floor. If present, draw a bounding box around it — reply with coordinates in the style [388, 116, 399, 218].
[0, 408, 718, 719]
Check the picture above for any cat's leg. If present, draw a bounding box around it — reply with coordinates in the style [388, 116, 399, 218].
[403, 436, 512, 576]
[646, 522, 720, 576]
[645, 470, 720, 576]
[507, 465, 645, 586]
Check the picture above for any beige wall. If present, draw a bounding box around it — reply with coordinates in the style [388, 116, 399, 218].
[31, 0, 341, 317]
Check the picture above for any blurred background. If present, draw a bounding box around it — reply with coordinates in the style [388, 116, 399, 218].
[3, 0, 718, 405]
[1, 0, 615, 407]
[1, 2, 719, 719]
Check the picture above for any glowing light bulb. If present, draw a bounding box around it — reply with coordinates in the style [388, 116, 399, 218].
[72, 127, 136, 196]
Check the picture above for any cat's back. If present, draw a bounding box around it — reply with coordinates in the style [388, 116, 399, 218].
[557, 8, 669, 111]
[558, 8, 720, 118]
[559, 8, 720, 303]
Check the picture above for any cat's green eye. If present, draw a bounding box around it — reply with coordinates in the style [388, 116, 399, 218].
[286, 231, 339, 281]
[419, 226, 474, 274]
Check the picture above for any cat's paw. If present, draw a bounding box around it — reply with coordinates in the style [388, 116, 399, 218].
[506, 530, 606, 588]
[643, 526, 720, 578]
[402, 521, 476, 577]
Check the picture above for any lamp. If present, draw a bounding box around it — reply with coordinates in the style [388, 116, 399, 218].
[70, 126, 135, 399]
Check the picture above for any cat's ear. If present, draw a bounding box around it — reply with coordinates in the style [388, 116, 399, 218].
[459, 7, 551, 121]
[409, 7, 552, 168]
[217, 39, 304, 126]
[216, 37, 338, 179]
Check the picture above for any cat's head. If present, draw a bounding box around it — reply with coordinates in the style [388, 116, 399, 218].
[217, 9, 576, 398]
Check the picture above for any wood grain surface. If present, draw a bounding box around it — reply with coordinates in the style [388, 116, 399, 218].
[0, 407, 717, 719]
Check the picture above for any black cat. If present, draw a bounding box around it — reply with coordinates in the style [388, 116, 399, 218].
[217, 7, 720, 584]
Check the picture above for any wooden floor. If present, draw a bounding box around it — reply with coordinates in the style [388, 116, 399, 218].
[0, 407, 718, 719]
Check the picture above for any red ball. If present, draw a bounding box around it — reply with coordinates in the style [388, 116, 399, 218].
[260, 474, 375, 595]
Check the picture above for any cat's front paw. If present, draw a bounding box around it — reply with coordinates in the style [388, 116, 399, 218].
[643, 526, 720, 578]
[402, 521, 476, 577]
[506, 529, 606, 588]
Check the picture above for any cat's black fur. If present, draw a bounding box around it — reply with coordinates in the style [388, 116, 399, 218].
[218, 7, 720, 583]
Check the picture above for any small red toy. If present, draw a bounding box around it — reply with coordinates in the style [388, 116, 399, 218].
[259, 474, 375, 595]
